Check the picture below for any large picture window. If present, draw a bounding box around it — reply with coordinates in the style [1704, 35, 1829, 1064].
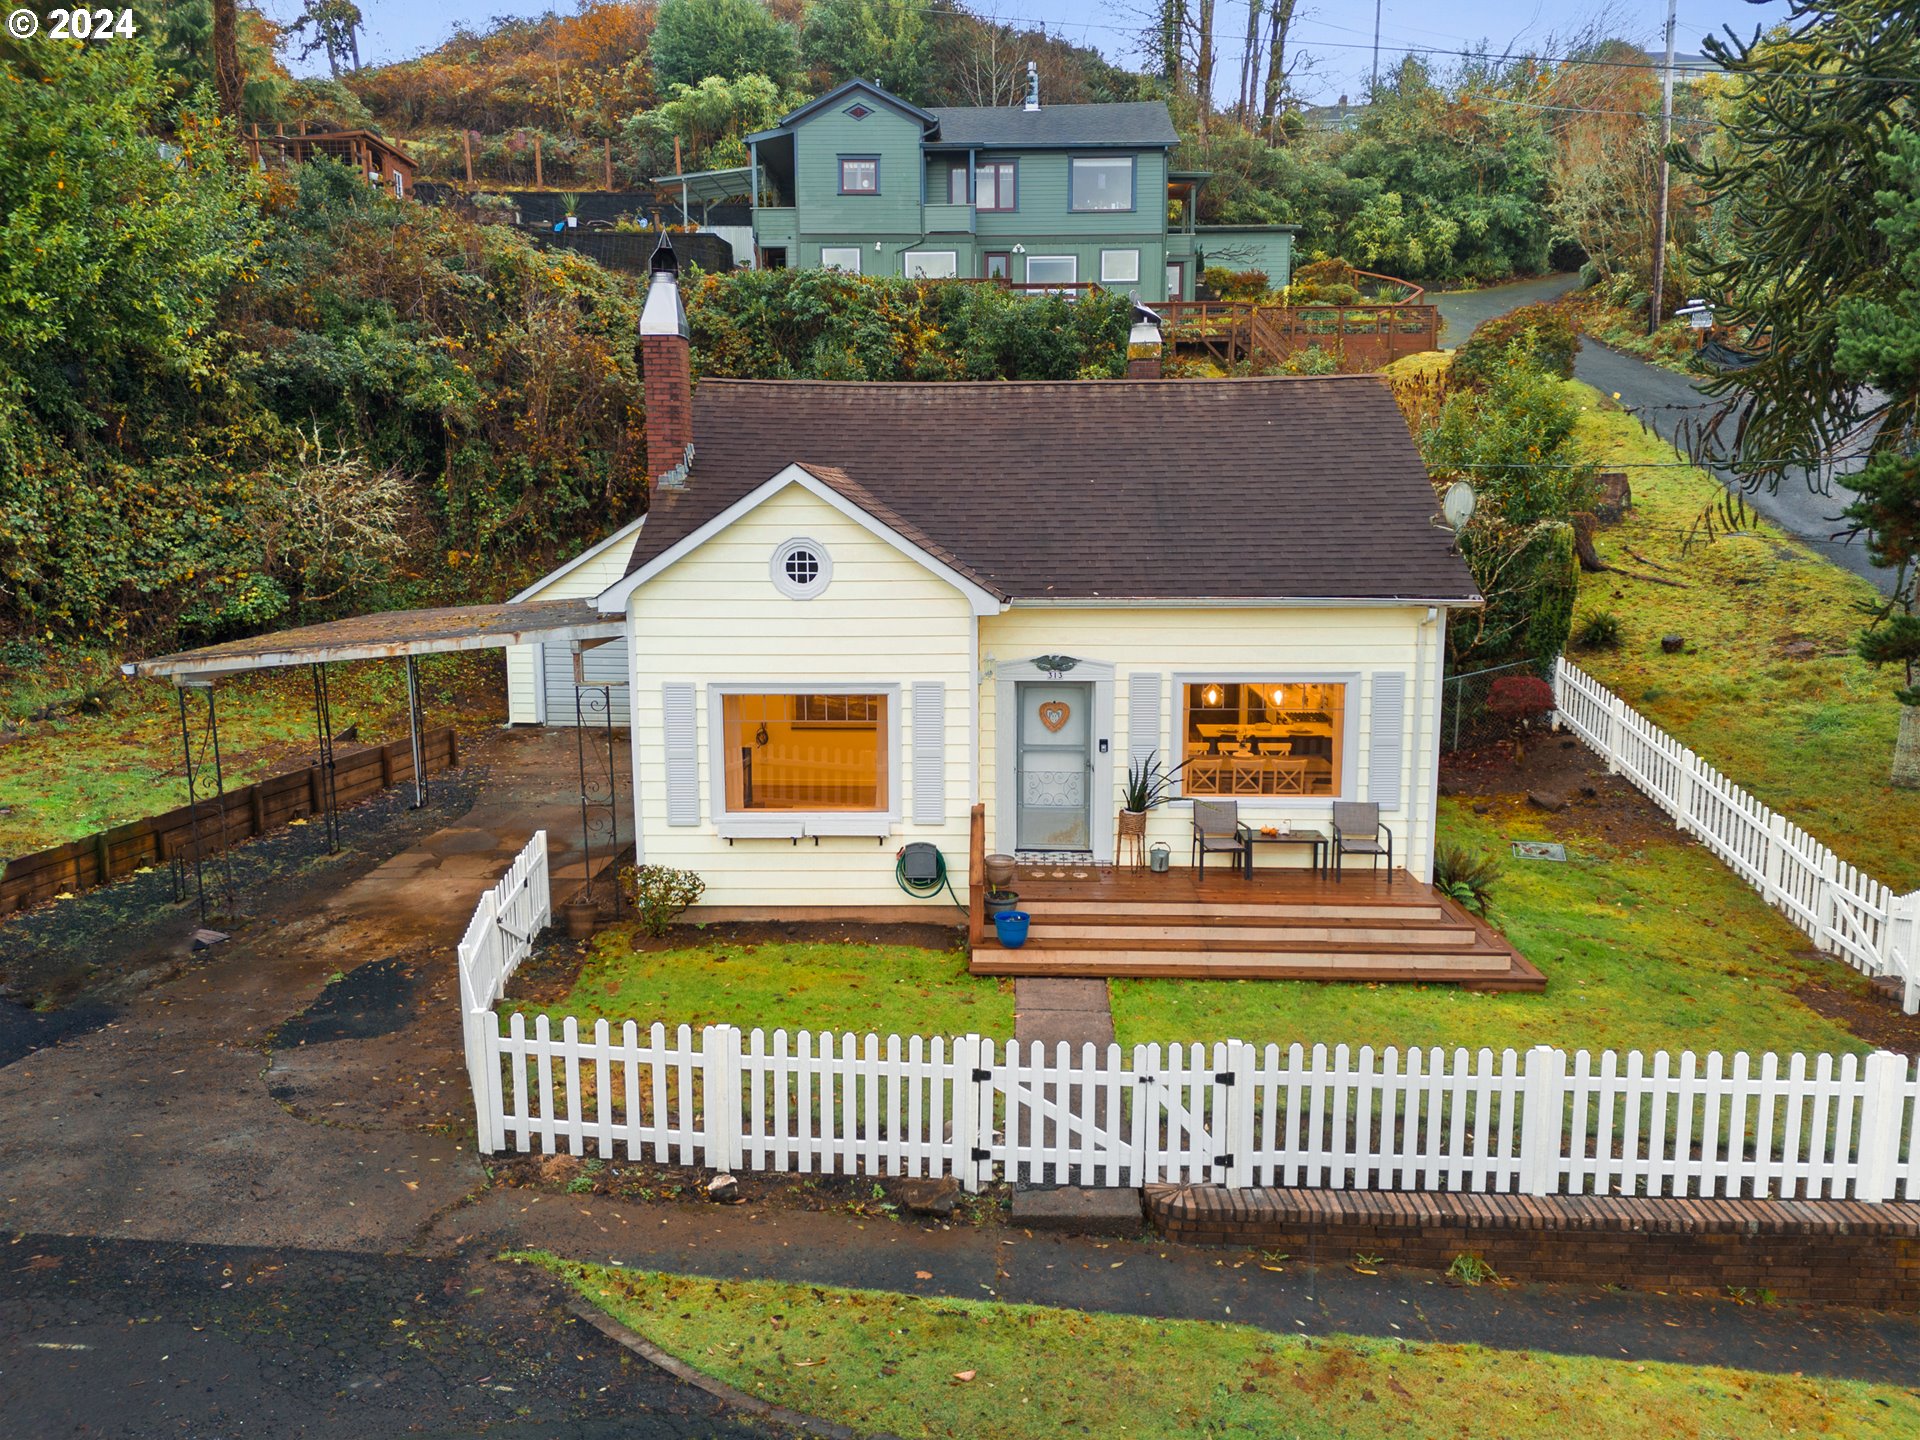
[1024, 255, 1077, 291]
[1180, 681, 1345, 798]
[722, 693, 889, 812]
[1070, 155, 1135, 211]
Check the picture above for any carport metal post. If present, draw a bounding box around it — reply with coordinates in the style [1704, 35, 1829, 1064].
[405, 654, 428, 809]
[175, 679, 233, 924]
[311, 661, 341, 854]
[572, 640, 625, 915]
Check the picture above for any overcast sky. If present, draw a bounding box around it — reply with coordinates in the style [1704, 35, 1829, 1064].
[262, 0, 1793, 103]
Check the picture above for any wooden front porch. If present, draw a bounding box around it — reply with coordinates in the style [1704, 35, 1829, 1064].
[965, 809, 1542, 989]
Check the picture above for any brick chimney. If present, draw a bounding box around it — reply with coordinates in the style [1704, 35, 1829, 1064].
[1126, 303, 1163, 379]
[640, 234, 693, 491]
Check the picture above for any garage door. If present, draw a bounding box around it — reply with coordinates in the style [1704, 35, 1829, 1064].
[540, 640, 631, 727]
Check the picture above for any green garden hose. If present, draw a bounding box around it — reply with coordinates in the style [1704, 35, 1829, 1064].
[895, 844, 966, 912]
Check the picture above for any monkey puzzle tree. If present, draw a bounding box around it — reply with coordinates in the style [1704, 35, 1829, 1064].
[1678, 0, 1919, 785]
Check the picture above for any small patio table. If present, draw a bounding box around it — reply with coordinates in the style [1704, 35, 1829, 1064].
[1237, 826, 1326, 879]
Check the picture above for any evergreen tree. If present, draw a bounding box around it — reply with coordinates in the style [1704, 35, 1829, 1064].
[1679, 2, 1918, 784]
[801, 0, 933, 100]
[648, 0, 798, 93]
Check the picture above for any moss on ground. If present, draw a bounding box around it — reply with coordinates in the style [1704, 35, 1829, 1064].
[531, 1254, 1920, 1440]
[519, 931, 1015, 1040]
[0, 651, 494, 857]
[1110, 797, 1865, 1057]
[1563, 380, 1919, 888]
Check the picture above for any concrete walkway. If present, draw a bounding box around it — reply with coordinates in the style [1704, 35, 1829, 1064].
[438, 1187, 1920, 1387]
[1012, 977, 1113, 1049]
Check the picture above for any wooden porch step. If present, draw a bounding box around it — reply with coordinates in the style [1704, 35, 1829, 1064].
[1023, 900, 1451, 923]
[1026, 921, 1482, 947]
[970, 944, 1518, 978]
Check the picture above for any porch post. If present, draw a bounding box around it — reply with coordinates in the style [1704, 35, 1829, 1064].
[405, 654, 428, 809]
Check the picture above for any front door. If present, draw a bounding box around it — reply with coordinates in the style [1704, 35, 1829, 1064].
[1015, 681, 1093, 852]
[1166, 260, 1185, 301]
[984, 251, 1012, 283]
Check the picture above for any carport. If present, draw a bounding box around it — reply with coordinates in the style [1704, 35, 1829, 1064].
[126, 599, 630, 922]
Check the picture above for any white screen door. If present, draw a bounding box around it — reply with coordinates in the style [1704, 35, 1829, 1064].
[1015, 681, 1093, 851]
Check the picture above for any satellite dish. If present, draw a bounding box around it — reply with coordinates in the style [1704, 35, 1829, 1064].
[1441, 481, 1477, 531]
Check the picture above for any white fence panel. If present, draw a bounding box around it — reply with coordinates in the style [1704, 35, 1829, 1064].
[1554, 659, 1920, 1011]
[452, 833, 1920, 1203]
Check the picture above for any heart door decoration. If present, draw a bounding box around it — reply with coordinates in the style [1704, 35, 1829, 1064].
[1038, 700, 1071, 733]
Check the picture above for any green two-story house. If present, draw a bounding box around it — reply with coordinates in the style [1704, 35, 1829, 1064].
[741, 78, 1296, 304]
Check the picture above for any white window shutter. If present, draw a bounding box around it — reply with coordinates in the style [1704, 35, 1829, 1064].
[1127, 672, 1163, 775]
[1367, 672, 1407, 810]
[663, 682, 699, 826]
[911, 681, 946, 825]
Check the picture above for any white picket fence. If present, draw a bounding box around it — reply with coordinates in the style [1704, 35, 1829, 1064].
[457, 833, 1920, 1202]
[1554, 658, 1920, 1013]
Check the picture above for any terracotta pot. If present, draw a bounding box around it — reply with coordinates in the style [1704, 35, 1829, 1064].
[563, 899, 601, 939]
[983, 853, 1017, 887]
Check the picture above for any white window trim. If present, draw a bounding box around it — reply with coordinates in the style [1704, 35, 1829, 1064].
[1100, 248, 1140, 284]
[819, 246, 862, 274]
[770, 536, 832, 599]
[1024, 254, 1078, 289]
[1169, 670, 1361, 808]
[706, 682, 903, 839]
[904, 249, 958, 279]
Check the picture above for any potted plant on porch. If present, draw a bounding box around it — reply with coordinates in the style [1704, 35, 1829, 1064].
[1119, 750, 1185, 866]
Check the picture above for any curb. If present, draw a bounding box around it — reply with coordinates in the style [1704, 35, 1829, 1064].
[563, 1297, 904, 1440]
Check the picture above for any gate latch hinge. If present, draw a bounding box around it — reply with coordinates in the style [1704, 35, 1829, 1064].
[971, 1147, 992, 1162]
[972, 1068, 992, 1082]
[1214, 1154, 1235, 1169]
[1215, 1071, 1235, 1085]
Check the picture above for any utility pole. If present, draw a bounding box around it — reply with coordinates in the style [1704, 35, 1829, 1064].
[1649, 0, 1677, 335]
[1370, 0, 1382, 93]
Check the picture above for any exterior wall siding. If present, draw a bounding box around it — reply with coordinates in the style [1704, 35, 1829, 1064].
[627, 485, 977, 912]
[978, 606, 1443, 880]
[504, 527, 644, 725]
[793, 106, 927, 237]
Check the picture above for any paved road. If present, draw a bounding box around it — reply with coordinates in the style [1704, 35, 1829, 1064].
[1431, 275, 1894, 593]
[0, 1232, 760, 1439]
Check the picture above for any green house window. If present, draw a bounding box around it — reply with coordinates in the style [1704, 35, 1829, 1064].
[839, 156, 879, 195]
[1070, 155, 1135, 212]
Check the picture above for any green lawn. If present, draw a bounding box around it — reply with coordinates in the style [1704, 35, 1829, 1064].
[1109, 797, 1866, 1058]
[530, 1255, 1920, 1440]
[0, 650, 493, 858]
[1563, 380, 1920, 889]
[521, 930, 1014, 1040]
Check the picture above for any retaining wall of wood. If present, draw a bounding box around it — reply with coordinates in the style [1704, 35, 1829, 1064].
[1146, 1184, 1920, 1309]
[0, 727, 458, 917]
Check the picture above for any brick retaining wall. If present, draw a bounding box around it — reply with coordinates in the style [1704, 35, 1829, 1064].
[1145, 1185, 1920, 1309]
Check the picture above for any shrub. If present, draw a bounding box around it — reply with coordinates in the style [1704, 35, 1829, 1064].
[1452, 303, 1581, 387]
[1574, 610, 1624, 650]
[1281, 344, 1339, 375]
[1433, 843, 1502, 917]
[618, 864, 706, 938]
[1523, 524, 1579, 670]
[1485, 674, 1556, 724]
[1202, 266, 1273, 301]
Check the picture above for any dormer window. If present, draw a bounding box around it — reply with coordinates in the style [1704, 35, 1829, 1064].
[839, 156, 879, 194]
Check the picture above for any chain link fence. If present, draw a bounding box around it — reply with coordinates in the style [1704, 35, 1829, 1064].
[1439, 659, 1554, 753]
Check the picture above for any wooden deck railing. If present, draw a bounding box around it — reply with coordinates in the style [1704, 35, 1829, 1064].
[1159, 300, 1440, 373]
[967, 801, 986, 950]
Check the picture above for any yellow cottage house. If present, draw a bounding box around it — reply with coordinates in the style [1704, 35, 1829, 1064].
[505, 244, 1487, 963]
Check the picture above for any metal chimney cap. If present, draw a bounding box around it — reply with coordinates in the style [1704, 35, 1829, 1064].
[1024, 60, 1040, 111]
[648, 231, 680, 276]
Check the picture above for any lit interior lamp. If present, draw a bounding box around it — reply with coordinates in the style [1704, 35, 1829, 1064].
[1202, 685, 1223, 707]
[1270, 686, 1286, 706]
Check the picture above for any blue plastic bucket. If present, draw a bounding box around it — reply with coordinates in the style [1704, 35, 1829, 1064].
[993, 910, 1031, 948]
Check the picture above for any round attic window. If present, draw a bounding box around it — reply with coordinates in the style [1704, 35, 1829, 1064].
[771, 538, 832, 600]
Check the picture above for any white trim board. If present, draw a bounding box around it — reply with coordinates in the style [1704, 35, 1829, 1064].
[597, 463, 1005, 617]
[510, 513, 648, 603]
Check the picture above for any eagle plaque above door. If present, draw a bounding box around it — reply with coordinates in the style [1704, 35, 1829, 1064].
[1038, 700, 1072, 733]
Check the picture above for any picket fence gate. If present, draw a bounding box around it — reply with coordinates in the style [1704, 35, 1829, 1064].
[1554, 658, 1920, 1012]
[459, 834, 1920, 1201]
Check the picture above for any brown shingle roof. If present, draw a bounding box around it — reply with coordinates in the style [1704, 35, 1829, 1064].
[627, 376, 1480, 604]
